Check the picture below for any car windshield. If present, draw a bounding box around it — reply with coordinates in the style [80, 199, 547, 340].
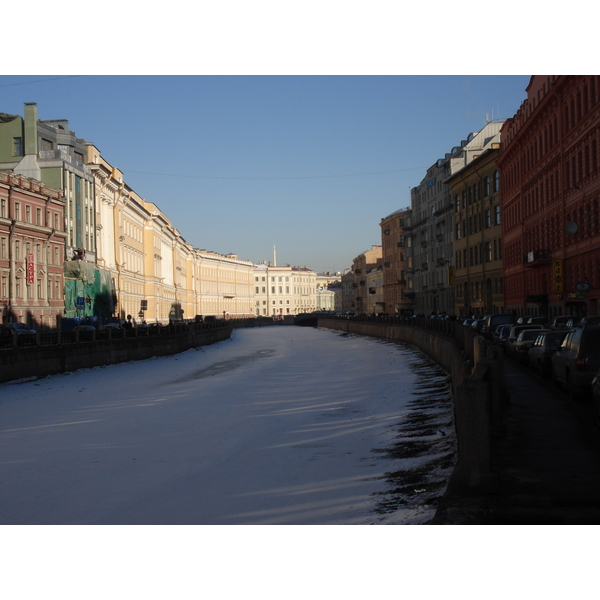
[519, 330, 542, 341]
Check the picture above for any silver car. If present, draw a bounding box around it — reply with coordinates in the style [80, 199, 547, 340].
[551, 326, 600, 399]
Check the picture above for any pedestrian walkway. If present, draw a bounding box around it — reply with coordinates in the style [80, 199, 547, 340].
[432, 358, 600, 524]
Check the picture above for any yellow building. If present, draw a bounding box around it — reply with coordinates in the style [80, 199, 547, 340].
[193, 250, 254, 319]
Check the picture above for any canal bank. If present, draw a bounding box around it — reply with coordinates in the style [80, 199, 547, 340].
[317, 317, 600, 524]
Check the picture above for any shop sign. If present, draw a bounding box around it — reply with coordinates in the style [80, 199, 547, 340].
[26, 253, 35, 285]
[553, 259, 563, 293]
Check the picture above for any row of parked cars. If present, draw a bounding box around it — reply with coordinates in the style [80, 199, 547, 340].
[474, 314, 600, 419]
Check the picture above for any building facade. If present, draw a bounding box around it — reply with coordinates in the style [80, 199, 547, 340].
[407, 122, 503, 315]
[0, 103, 96, 263]
[0, 171, 66, 329]
[351, 245, 382, 315]
[498, 75, 600, 319]
[253, 264, 317, 316]
[448, 146, 504, 316]
[380, 208, 411, 314]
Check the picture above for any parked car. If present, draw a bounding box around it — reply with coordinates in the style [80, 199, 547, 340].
[525, 316, 550, 327]
[72, 325, 96, 332]
[0, 322, 36, 336]
[462, 318, 474, 327]
[551, 326, 600, 399]
[565, 318, 582, 329]
[528, 331, 568, 377]
[471, 319, 486, 332]
[482, 313, 516, 338]
[581, 316, 600, 327]
[493, 324, 513, 348]
[516, 316, 536, 325]
[99, 323, 121, 331]
[505, 324, 545, 356]
[550, 315, 577, 330]
[592, 369, 600, 420]
[512, 329, 551, 364]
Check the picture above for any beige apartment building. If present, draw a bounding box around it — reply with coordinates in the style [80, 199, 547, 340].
[351, 245, 382, 315]
[194, 250, 254, 319]
[447, 145, 504, 316]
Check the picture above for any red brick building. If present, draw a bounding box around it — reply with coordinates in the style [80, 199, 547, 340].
[0, 171, 66, 329]
[498, 75, 600, 319]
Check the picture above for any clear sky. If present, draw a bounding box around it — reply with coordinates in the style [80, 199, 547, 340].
[1, 2, 592, 275]
[0, 74, 530, 273]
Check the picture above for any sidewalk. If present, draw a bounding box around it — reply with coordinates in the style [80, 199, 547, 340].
[432, 358, 600, 524]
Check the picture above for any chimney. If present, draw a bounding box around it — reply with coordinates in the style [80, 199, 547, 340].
[24, 102, 38, 156]
[13, 102, 41, 181]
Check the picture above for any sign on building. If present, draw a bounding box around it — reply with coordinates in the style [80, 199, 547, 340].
[553, 259, 563, 293]
[27, 253, 35, 285]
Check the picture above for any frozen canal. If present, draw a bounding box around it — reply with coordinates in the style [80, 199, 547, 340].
[0, 326, 456, 525]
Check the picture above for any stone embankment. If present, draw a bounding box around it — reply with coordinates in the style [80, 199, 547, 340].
[318, 316, 600, 524]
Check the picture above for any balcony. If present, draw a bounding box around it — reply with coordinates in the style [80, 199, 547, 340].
[523, 249, 552, 267]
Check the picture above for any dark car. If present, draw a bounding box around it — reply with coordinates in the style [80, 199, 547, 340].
[592, 369, 600, 421]
[528, 330, 568, 377]
[512, 329, 551, 364]
[493, 324, 513, 348]
[482, 313, 517, 338]
[0, 322, 36, 336]
[505, 324, 545, 356]
[550, 315, 577, 330]
[551, 326, 600, 399]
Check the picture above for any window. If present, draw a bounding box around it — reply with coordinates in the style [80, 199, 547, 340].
[455, 222, 461, 240]
[485, 209, 491, 228]
[494, 205, 501, 225]
[13, 137, 23, 156]
[493, 171, 500, 192]
[26, 205, 31, 223]
[36, 208, 42, 225]
[14, 203, 20, 221]
[484, 176, 490, 196]
[1, 199, 5, 217]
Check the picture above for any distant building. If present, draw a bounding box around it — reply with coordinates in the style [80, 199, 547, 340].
[253, 264, 317, 316]
[380, 208, 411, 315]
[365, 264, 384, 314]
[351, 245, 382, 315]
[0, 171, 66, 329]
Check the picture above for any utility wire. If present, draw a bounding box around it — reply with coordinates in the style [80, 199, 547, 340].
[125, 166, 427, 181]
[0, 75, 79, 88]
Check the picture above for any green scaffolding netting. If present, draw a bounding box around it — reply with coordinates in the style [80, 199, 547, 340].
[63, 261, 116, 319]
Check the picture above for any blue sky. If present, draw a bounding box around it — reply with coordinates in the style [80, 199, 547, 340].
[0, 74, 531, 273]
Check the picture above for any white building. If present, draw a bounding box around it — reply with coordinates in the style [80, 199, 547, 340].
[253, 264, 317, 316]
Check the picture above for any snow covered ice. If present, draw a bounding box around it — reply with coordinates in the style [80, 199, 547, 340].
[0, 326, 456, 524]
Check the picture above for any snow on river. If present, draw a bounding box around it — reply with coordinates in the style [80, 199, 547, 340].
[0, 326, 456, 525]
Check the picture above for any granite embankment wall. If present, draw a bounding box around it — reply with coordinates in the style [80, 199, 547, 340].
[0, 325, 232, 384]
[318, 317, 508, 493]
